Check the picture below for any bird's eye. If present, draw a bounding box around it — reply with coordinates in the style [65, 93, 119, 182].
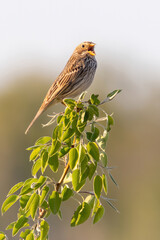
[82, 44, 85, 48]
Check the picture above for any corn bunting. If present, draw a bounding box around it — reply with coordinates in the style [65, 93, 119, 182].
[25, 41, 97, 134]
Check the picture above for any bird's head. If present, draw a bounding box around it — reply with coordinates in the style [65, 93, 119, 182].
[75, 42, 96, 57]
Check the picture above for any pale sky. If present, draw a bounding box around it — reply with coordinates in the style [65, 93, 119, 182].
[0, 0, 160, 87]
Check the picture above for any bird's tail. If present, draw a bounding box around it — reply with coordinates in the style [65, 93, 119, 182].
[25, 105, 45, 135]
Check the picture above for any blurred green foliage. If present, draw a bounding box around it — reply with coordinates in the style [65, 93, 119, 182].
[0, 72, 160, 240]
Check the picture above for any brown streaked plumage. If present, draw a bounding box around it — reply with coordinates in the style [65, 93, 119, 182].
[25, 41, 97, 134]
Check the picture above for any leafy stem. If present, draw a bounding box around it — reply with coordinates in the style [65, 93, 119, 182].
[1, 90, 121, 239]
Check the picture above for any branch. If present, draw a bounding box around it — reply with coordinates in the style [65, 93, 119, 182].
[56, 162, 70, 191]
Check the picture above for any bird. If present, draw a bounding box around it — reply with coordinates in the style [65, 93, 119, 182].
[25, 41, 97, 134]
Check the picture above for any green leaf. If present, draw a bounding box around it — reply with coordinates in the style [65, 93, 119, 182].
[26, 145, 42, 151]
[80, 155, 88, 175]
[40, 186, 49, 206]
[102, 174, 108, 195]
[84, 110, 90, 122]
[20, 195, 30, 209]
[72, 169, 86, 191]
[93, 205, 104, 224]
[80, 110, 89, 123]
[78, 144, 86, 163]
[87, 127, 99, 142]
[88, 105, 99, 117]
[77, 118, 86, 133]
[61, 128, 74, 141]
[41, 150, 48, 173]
[71, 110, 78, 118]
[30, 193, 40, 220]
[70, 205, 82, 227]
[87, 142, 99, 161]
[0, 232, 6, 240]
[20, 178, 38, 195]
[35, 136, 51, 145]
[18, 207, 29, 218]
[29, 147, 41, 161]
[1, 195, 19, 215]
[34, 176, 47, 190]
[26, 232, 34, 240]
[84, 195, 95, 209]
[106, 200, 119, 213]
[103, 129, 108, 140]
[32, 158, 41, 176]
[48, 153, 59, 172]
[57, 210, 62, 220]
[64, 107, 72, 116]
[64, 137, 72, 147]
[25, 193, 36, 211]
[91, 127, 99, 141]
[100, 152, 108, 167]
[107, 115, 114, 131]
[90, 94, 100, 105]
[92, 198, 100, 216]
[58, 123, 64, 139]
[77, 124, 86, 133]
[6, 221, 16, 230]
[76, 202, 91, 225]
[108, 115, 114, 125]
[80, 166, 89, 181]
[52, 125, 60, 139]
[71, 202, 91, 226]
[12, 216, 28, 236]
[63, 116, 71, 129]
[63, 172, 72, 184]
[97, 137, 106, 150]
[20, 229, 31, 239]
[40, 220, 49, 240]
[7, 182, 24, 196]
[50, 140, 61, 156]
[41, 200, 49, 209]
[41, 201, 51, 218]
[59, 146, 70, 158]
[86, 132, 92, 141]
[87, 106, 94, 120]
[49, 191, 61, 215]
[61, 185, 73, 201]
[109, 172, 118, 187]
[78, 91, 87, 101]
[107, 89, 122, 100]
[72, 114, 78, 129]
[88, 162, 97, 180]
[97, 131, 108, 150]
[69, 148, 78, 170]
[57, 115, 63, 124]
[94, 175, 102, 199]
[63, 99, 76, 109]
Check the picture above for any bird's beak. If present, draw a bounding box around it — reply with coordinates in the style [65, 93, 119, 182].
[88, 43, 96, 56]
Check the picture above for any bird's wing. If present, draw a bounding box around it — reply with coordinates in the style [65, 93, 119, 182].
[43, 59, 84, 104]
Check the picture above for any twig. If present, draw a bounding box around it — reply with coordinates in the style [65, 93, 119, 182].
[56, 162, 70, 192]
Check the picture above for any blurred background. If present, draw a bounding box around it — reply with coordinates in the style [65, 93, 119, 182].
[0, 0, 160, 239]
